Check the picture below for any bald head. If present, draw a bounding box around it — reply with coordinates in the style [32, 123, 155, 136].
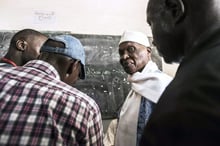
[9, 29, 47, 48]
[3, 29, 48, 66]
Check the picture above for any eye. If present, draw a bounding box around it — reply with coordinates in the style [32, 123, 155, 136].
[127, 46, 135, 53]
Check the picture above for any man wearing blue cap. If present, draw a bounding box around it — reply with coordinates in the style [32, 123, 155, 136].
[0, 35, 103, 146]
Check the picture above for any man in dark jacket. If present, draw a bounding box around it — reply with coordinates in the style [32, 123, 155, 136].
[141, 0, 220, 146]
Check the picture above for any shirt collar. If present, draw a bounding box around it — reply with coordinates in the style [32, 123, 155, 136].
[1, 57, 17, 67]
[23, 60, 60, 80]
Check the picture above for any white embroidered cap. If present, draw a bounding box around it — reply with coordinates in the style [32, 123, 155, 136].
[119, 30, 150, 47]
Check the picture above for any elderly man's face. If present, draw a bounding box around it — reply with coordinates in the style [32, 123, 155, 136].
[119, 42, 151, 75]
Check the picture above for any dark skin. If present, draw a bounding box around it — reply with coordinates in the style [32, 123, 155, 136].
[39, 40, 81, 86]
[119, 41, 151, 75]
[1, 29, 48, 66]
[140, 0, 220, 145]
[21, 35, 48, 65]
[147, 0, 220, 63]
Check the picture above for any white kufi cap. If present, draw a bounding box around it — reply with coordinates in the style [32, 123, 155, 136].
[119, 30, 150, 47]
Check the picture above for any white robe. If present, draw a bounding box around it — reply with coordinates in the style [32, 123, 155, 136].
[115, 61, 172, 146]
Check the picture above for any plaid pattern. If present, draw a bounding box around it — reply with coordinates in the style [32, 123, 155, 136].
[0, 60, 103, 146]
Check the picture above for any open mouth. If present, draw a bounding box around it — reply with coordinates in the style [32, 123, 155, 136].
[122, 60, 135, 72]
[122, 61, 133, 67]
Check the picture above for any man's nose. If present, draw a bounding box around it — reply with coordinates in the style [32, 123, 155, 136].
[121, 52, 130, 60]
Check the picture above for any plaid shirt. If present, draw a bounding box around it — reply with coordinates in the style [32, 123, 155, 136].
[0, 60, 103, 146]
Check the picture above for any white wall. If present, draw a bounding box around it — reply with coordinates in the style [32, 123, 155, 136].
[0, 0, 151, 35]
[162, 60, 179, 77]
[0, 0, 178, 76]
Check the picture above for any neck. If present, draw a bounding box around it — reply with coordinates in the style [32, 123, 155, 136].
[2, 51, 22, 66]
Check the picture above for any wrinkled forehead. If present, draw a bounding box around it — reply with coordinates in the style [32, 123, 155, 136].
[119, 41, 144, 48]
[118, 41, 148, 53]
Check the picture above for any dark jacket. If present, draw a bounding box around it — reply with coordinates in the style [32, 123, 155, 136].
[140, 29, 220, 146]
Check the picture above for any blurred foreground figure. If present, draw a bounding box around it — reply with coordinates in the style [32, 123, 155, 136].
[141, 0, 220, 146]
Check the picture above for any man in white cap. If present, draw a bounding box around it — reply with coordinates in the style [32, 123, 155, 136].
[110, 30, 172, 146]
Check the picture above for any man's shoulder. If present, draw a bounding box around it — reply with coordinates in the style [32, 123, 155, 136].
[53, 82, 100, 112]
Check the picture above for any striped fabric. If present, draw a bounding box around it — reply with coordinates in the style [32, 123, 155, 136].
[136, 97, 155, 146]
[0, 60, 103, 146]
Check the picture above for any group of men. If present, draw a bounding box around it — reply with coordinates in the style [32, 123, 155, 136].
[1, 0, 220, 145]
[0, 29, 102, 145]
[0, 28, 172, 146]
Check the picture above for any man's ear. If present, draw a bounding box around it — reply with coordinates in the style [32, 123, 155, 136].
[63, 60, 80, 84]
[165, 0, 185, 24]
[16, 40, 27, 51]
[66, 60, 79, 75]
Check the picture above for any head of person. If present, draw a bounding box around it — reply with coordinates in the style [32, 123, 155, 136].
[5, 29, 48, 66]
[39, 35, 86, 85]
[118, 30, 152, 75]
[147, 0, 220, 63]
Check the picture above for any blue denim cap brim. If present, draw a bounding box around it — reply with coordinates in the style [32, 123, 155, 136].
[41, 35, 86, 79]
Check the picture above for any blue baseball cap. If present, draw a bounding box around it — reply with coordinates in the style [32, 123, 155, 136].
[41, 34, 86, 79]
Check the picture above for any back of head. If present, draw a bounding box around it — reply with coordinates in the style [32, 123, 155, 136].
[4, 29, 48, 66]
[147, 0, 220, 63]
[40, 35, 86, 85]
[9, 29, 47, 48]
